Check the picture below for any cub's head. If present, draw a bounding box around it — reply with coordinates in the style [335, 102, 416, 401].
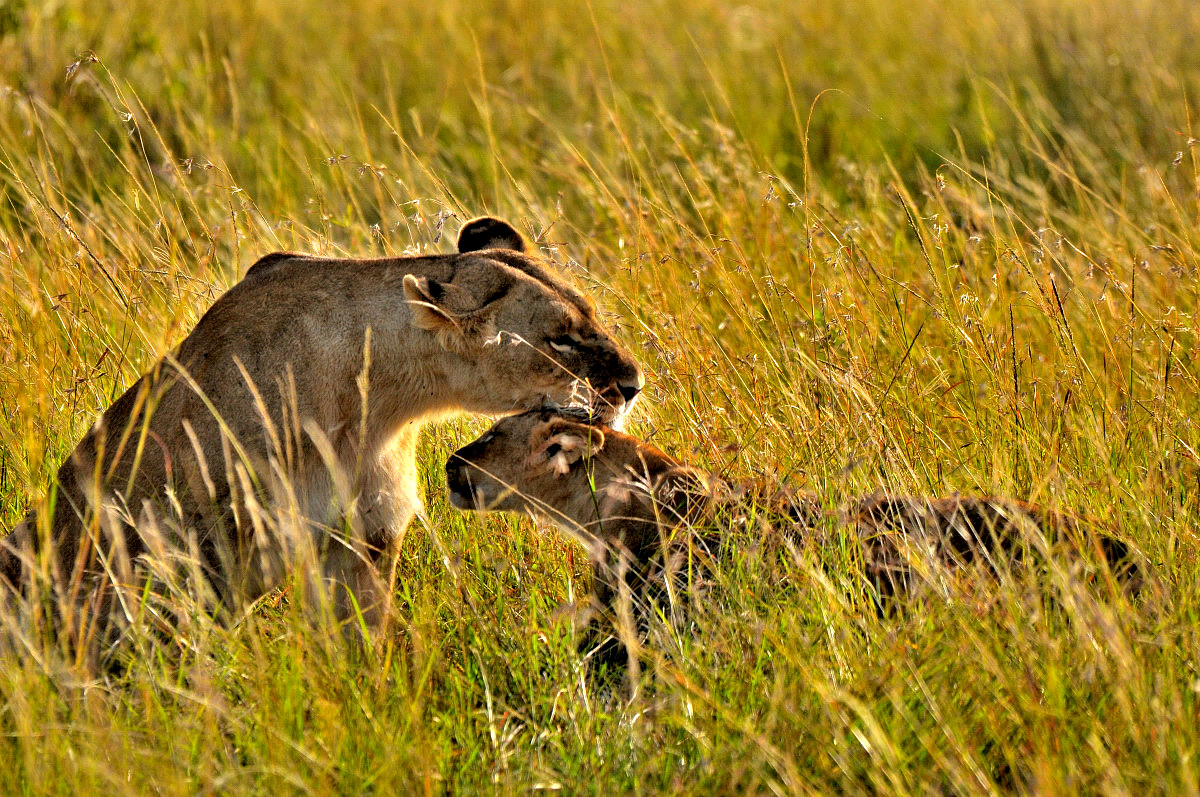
[445, 407, 708, 544]
[445, 407, 608, 520]
[403, 217, 643, 424]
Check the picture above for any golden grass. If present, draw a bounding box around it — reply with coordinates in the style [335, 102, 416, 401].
[0, 0, 1198, 790]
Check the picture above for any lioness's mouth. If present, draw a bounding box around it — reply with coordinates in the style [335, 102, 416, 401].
[539, 377, 639, 428]
[541, 388, 633, 429]
[588, 392, 633, 429]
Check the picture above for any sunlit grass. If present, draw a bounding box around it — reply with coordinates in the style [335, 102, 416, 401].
[0, 0, 1198, 791]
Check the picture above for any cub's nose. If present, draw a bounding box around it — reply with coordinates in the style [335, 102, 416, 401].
[445, 456, 467, 491]
[445, 456, 475, 509]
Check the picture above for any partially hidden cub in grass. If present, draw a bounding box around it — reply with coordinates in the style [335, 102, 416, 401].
[5, 217, 643, 662]
[445, 408, 1138, 670]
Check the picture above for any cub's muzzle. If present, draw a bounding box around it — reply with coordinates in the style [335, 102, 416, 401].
[445, 455, 479, 510]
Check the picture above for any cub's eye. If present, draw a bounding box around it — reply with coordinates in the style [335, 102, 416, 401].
[548, 333, 583, 354]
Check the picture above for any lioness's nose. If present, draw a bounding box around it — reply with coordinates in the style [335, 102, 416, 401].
[618, 377, 643, 404]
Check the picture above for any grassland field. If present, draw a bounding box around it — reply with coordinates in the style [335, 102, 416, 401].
[1, 0, 1200, 792]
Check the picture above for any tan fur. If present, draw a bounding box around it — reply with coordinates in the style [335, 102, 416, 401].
[448, 409, 714, 562]
[446, 408, 778, 672]
[446, 410, 822, 585]
[5, 217, 643, 652]
[446, 409, 1136, 668]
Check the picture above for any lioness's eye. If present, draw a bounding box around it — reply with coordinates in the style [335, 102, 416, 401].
[479, 432, 497, 444]
[548, 333, 583, 354]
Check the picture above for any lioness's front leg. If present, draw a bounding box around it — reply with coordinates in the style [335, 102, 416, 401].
[321, 536, 397, 635]
[324, 431, 419, 633]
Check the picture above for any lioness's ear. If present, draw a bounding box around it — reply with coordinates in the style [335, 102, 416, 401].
[405, 265, 513, 337]
[403, 274, 456, 332]
[531, 421, 606, 476]
[458, 216, 527, 254]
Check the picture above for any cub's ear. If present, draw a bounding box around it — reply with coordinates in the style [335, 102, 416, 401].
[403, 274, 457, 332]
[458, 216, 527, 254]
[530, 420, 606, 476]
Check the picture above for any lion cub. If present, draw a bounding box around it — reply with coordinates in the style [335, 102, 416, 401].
[447, 406, 725, 669]
[447, 409, 1135, 666]
[6, 217, 643, 655]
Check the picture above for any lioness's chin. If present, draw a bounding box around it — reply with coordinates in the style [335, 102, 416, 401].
[538, 394, 633, 428]
[602, 403, 630, 430]
[594, 396, 636, 429]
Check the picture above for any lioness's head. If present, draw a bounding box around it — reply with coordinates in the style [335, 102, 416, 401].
[403, 217, 643, 424]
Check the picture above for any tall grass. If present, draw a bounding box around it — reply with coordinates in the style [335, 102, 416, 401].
[0, 0, 1198, 791]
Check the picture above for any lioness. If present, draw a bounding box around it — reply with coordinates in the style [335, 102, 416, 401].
[5, 217, 643, 652]
[445, 408, 1136, 667]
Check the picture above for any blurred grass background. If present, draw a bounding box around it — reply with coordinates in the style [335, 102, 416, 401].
[0, 0, 1198, 791]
